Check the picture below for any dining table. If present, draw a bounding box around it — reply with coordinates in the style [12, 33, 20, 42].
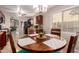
[17, 34, 66, 53]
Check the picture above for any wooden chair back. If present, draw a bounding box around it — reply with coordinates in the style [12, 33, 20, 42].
[28, 27, 35, 34]
[9, 32, 16, 53]
[67, 35, 78, 53]
[51, 28, 61, 36]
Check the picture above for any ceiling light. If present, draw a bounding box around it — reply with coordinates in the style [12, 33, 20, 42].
[16, 6, 25, 16]
[33, 5, 48, 13]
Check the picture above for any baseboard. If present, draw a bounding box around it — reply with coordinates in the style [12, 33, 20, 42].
[75, 49, 79, 53]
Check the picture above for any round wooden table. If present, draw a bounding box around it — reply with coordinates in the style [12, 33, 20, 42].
[17, 34, 66, 53]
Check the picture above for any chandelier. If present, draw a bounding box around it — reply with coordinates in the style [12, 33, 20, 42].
[33, 5, 48, 13]
[17, 6, 25, 16]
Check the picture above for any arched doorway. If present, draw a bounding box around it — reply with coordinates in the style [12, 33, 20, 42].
[0, 11, 5, 29]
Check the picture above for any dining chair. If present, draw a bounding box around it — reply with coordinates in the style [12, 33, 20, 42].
[28, 26, 36, 34]
[0, 31, 6, 53]
[51, 28, 61, 37]
[67, 35, 78, 53]
[53, 35, 78, 53]
[9, 32, 31, 53]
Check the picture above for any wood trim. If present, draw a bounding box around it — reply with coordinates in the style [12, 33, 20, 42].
[51, 28, 61, 36]
[36, 15, 43, 24]
[67, 36, 78, 53]
[9, 32, 16, 53]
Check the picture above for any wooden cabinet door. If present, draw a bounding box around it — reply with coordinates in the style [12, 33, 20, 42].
[36, 15, 43, 24]
[0, 31, 6, 48]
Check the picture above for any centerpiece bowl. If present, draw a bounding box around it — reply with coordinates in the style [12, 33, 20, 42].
[36, 32, 47, 43]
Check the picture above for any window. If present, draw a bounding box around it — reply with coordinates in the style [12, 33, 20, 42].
[62, 6, 79, 32]
[52, 12, 62, 28]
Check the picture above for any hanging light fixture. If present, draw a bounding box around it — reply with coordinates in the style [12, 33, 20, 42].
[33, 5, 48, 13]
[17, 6, 24, 16]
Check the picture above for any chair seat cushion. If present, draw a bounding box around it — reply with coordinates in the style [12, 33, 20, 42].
[17, 49, 31, 53]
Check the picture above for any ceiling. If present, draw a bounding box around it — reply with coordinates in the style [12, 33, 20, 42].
[0, 5, 55, 16]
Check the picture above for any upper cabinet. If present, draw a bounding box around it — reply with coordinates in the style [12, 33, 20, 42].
[36, 15, 43, 25]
